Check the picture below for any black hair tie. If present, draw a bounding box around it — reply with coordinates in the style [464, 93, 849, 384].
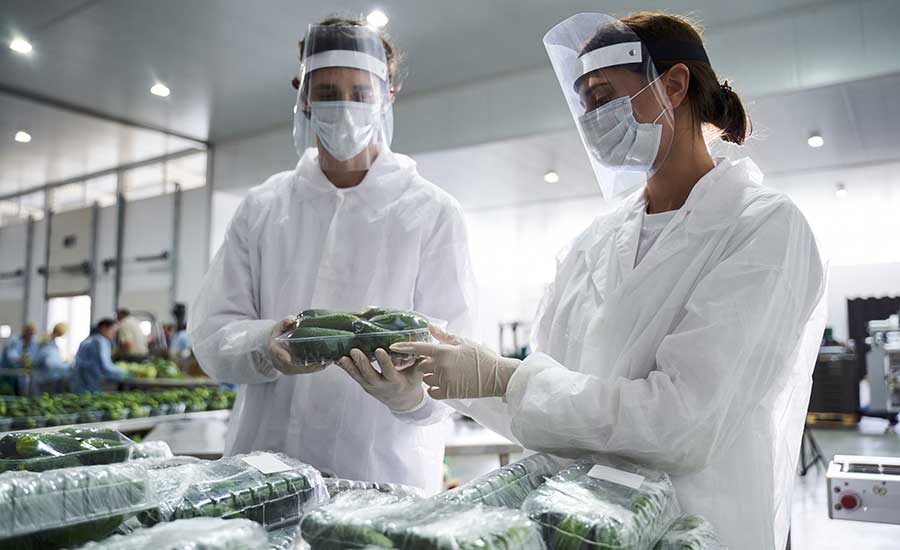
[721, 80, 733, 94]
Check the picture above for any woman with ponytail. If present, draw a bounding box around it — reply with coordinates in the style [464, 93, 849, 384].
[373, 12, 826, 550]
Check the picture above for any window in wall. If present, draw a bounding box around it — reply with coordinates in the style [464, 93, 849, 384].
[46, 295, 92, 360]
[0, 191, 45, 226]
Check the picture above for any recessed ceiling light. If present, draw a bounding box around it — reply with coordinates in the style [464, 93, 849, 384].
[150, 82, 171, 97]
[835, 183, 847, 199]
[543, 170, 560, 184]
[807, 133, 824, 148]
[14, 131, 31, 143]
[366, 10, 389, 28]
[9, 38, 32, 54]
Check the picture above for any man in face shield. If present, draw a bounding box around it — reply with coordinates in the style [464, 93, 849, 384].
[189, 18, 476, 494]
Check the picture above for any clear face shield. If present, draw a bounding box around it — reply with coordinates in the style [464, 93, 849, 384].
[543, 13, 676, 199]
[293, 23, 394, 172]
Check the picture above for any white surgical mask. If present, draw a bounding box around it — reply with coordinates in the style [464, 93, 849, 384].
[578, 79, 666, 173]
[307, 101, 382, 161]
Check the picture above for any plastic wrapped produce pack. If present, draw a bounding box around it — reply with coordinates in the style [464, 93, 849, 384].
[139, 452, 327, 529]
[267, 524, 303, 550]
[75, 517, 269, 550]
[653, 515, 724, 550]
[274, 308, 432, 368]
[522, 458, 680, 550]
[301, 489, 545, 550]
[324, 477, 424, 499]
[0, 462, 154, 549]
[439, 453, 560, 508]
[0, 428, 162, 472]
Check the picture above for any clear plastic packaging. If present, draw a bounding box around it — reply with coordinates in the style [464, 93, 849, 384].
[324, 478, 424, 500]
[0, 428, 144, 472]
[439, 453, 560, 508]
[522, 458, 681, 550]
[275, 329, 430, 367]
[301, 489, 545, 550]
[653, 515, 724, 550]
[130, 441, 174, 462]
[140, 452, 328, 529]
[274, 308, 432, 367]
[75, 517, 270, 550]
[267, 525, 303, 550]
[0, 462, 154, 548]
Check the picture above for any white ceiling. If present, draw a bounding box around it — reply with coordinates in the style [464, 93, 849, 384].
[1, 0, 899, 197]
[414, 71, 900, 211]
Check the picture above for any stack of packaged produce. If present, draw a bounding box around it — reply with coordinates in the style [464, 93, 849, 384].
[74, 517, 269, 550]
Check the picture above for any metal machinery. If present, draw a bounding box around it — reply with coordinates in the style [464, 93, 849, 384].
[865, 314, 900, 414]
[827, 455, 900, 525]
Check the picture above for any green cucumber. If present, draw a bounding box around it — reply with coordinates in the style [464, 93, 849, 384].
[298, 314, 361, 332]
[368, 313, 428, 331]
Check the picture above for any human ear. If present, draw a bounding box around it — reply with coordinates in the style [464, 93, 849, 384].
[663, 63, 691, 110]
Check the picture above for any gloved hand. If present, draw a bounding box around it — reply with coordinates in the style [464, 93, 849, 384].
[390, 325, 521, 400]
[337, 348, 425, 413]
[267, 318, 328, 375]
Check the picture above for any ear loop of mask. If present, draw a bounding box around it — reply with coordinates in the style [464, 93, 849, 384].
[631, 74, 667, 125]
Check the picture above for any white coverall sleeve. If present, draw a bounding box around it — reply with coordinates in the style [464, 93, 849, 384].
[189, 199, 281, 385]
[394, 200, 479, 427]
[505, 205, 825, 473]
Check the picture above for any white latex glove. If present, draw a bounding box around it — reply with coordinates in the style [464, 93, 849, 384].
[267, 318, 328, 375]
[390, 325, 520, 400]
[337, 348, 426, 413]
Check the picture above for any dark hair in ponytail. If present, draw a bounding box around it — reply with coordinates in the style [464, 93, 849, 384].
[620, 12, 751, 145]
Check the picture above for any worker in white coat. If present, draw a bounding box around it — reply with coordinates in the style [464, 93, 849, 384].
[347, 12, 826, 550]
[189, 18, 475, 494]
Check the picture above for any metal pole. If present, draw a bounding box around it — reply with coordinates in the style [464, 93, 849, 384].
[170, 183, 182, 314]
[88, 202, 100, 322]
[21, 216, 35, 328]
[41, 192, 53, 331]
[203, 147, 215, 270]
[113, 173, 126, 312]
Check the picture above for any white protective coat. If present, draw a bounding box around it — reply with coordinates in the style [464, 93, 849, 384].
[190, 148, 475, 494]
[460, 158, 826, 550]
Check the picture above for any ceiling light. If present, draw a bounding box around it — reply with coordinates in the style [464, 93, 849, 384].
[9, 38, 32, 54]
[366, 10, 389, 28]
[14, 131, 31, 143]
[835, 183, 847, 199]
[807, 133, 824, 148]
[150, 82, 171, 97]
[543, 170, 560, 184]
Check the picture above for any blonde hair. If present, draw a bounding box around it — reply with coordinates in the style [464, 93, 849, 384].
[39, 323, 68, 345]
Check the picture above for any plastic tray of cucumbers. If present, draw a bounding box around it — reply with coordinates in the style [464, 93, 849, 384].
[0, 428, 172, 473]
[521, 457, 681, 550]
[274, 307, 432, 367]
[301, 489, 545, 550]
[438, 453, 560, 509]
[138, 452, 327, 529]
[0, 461, 154, 550]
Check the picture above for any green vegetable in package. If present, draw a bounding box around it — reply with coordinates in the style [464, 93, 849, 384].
[0, 428, 134, 472]
[278, 307, 431, 366]
[0, 462, 152, 550]
[521, 458, 681, 550]
[439, 453, 560, 509]
[653, 515, 724, 550]
[301, 489, 545, 550]
[139, 452, 327, 529]
[76, 517, 269, 550]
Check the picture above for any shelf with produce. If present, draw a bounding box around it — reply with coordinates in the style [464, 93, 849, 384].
[2, 409, 231, 436]
[0, 388, 235, 434]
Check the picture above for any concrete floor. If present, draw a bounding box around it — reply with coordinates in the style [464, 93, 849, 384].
[790, 428, 900, 550]
[446, 428, 900, 549]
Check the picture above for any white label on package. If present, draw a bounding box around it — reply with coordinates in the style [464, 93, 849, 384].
[587, 464, 645, 490]
[242, 453, 293, 475]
